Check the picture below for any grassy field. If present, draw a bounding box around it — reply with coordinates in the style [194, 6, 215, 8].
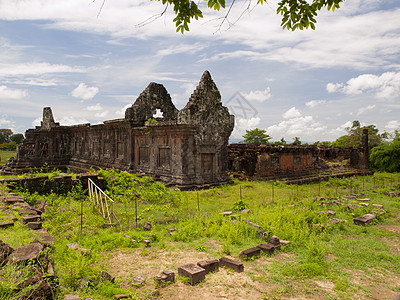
[0, 150, 15, 166]
[0, 170, 399, 299]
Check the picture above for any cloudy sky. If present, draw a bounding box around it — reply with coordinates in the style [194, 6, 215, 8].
[0, 0, 399, 143]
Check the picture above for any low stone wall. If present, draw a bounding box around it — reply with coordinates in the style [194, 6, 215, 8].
[0, 173, 105, 195]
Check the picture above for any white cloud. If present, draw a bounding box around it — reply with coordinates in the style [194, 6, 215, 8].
[230, 117, 261, 139]
[95, 111, 108, 118]
[0, 85, 27, 99]
[71, 83, 99, 100]
[282, 107, 301, 119]
[326, 83, 343, 93]
[357, 104, 376, 116]
[327, 72, 400, 99]
[86, 103, 103, 111]
[242, 88, 271, 102]
[58, 116, 89, 126]
[115, 104, 131, 117]
[267, 109, 327, 141]
[0, 62, 85, 77]
[0, 116, 14, 127]
[305, 100, 326, 108]
[384, 120, 400, 133]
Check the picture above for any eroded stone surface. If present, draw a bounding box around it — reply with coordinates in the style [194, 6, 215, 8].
[178, 263, 206, 285]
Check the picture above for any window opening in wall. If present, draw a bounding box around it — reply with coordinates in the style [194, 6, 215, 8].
[153, 108, 163, 119]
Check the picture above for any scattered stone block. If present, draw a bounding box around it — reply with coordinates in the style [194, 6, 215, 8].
[268, 236, 281, 250]
[219, 257, 244, 273]
[197, 259, 219, 274]
[0, 240, 14, 265]
[222, 211, 232, 216]
[143, 222, 152, 230]
[329, 218, 348, 224]
[64, 293, 81, 300]
[360, 202, 369, 207]
[239, 247, 261, 260]
[113, 295, 131, 300]
[22, 280, 53, 300]
[326, 210, 336, 216]
[79, 248, 92, 256]
[230, 214, 240, 220]
[353, 213, 375, 225]
[279, 239, 291, 246]
[358, 198, 370, 202]
[67, 243, 79, 250]
[257, 243, 275, 255]
[28, 221, 42, 230]
[155, 270, 175, 286]
[372, 204, 383, 209]
[22, 214, 41, 224]
[143, 240, 151, 247]
[347, 204, 354, 210]
[178, 264, 205, 285]
[240, 209, 252, 214]
[248, 222, 261, 229]
[98, 270, 115, 283]
[7, 241, 44, 264]
[36, 229, 54, 246]
[167, 227, 177, 232]
[47, 261, 55, 277]
[0, 220, 14, 228]
[132, 275, 145, 286]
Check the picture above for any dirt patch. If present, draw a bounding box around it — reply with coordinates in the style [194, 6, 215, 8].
[106, 247, 268, 299]
[377, 224, 400, 235]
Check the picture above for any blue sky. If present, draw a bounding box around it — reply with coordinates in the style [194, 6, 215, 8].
[0, 0, 399, 143]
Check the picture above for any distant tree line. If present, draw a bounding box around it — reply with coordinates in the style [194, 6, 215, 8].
[241, 120, 400, 173]
[0, 129, 24, 151]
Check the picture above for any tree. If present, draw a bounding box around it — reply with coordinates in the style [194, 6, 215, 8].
[333, 121, 383, 149]
[242, 128, 271, 144]
[99, 0, 343, 33]
[0, 129, 13, 144]
[292, 136, 301, 145]
[369, 132, 400, 172]
[10, 133, 24, 144]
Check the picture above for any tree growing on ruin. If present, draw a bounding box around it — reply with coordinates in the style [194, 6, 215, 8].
[333, 121, 385, 149]
[241, 128, 271, 144]
[370, 130, 400, 172]
[98, 0, 343, 33]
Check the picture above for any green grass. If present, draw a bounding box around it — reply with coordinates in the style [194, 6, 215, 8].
[0, 150, 16, 166]
[1, 170, 400, 299]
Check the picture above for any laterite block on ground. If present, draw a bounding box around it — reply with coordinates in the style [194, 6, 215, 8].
[219, 257, 244, 273]
[257, 243, 275, 255]
[239, 247, 261, 260]
[178, 264, 206, 285]
[197, 259, 219, 274]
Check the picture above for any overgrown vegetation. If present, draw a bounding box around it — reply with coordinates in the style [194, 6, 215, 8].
[1, 170, 400, 299]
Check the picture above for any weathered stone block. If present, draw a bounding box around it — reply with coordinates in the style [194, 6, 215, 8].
[7, 241, 44, 264]
[353, 213, 375, 225]
[239, 247, 261, 260]
[27, 221, 42, 230]
[257, 243, 275, 255]
[0, 240, 14, 265]
[219, 257, 244, 273]
[178, 263, 205, 285]
[22, 214, 41, 224]
[268, 235, 281, 250]
[155, 270, 175, 286]
[197, 259, 219, 274]
[0, 220, 14, 228]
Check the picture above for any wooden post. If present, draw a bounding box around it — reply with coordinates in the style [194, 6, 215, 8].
[271, 181, 274, 204]
[135, 196, 138, 228]
[80, 196, 83, 234]
[197, 191, 200, 212]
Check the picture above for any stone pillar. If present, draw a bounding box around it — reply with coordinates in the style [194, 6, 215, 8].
[359, 129, 369, 170]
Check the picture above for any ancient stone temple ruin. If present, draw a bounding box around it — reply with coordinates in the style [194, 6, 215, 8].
[6, 71, 235, 189]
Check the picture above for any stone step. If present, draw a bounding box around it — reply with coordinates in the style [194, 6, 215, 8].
[0, 220, 14, 228]
[22, 215, 41, 224]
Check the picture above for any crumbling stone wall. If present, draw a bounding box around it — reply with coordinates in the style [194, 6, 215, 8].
[6, 71, 234, 189]
[228, 130, 369, 180]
